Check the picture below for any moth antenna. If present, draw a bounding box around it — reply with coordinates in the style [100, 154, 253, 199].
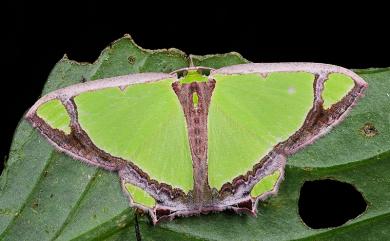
[189, 54, 195, 67]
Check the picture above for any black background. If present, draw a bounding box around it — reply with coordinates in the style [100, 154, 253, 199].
[2, 1, 389, 229]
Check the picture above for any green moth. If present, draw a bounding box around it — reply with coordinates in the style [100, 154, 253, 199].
[25, 63, 367, 224]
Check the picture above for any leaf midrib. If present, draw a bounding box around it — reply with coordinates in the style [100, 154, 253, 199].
[50, 169, 101, 240]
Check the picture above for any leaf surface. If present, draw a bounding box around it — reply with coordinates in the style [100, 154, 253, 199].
[1, 35, 389, 241]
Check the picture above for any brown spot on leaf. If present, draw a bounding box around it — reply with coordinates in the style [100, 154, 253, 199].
[360, 123, 378, 137]
[80, 76, 87, 83]
[31, 200, 39, 209]
[128, 56, 136, 64]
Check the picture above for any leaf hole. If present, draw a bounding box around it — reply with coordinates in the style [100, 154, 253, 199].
[298, 179, 367, 229]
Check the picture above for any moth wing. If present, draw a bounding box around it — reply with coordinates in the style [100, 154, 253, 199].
[26, 73, 193, 209]
[208, 63, 367, 200]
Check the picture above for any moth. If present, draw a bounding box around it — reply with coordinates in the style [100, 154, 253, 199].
[25, 63, 367, 224]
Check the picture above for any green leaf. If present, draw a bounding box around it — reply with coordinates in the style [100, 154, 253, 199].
[1, 35, 389, 240]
